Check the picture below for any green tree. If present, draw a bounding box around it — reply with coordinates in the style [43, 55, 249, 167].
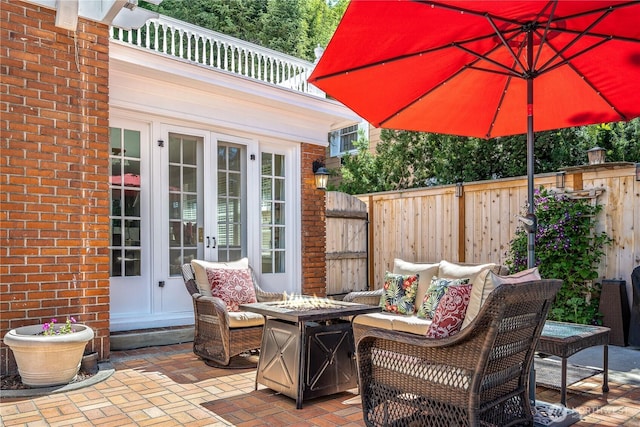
[142, 0, 343, 62]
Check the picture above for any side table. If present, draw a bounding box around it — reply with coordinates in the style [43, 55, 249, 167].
[537, 320, 610, 406]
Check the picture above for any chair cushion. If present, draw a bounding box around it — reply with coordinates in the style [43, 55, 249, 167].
[416, 277, 469, 319]
[425, 284, 472, 338]
[353, 312, 433, 335]
[206, 268, 257, 311]
[393, 259, 440, 310]
[462, 267, 540, 329]
[438, 260, 497, 281]
[228, 311, 264, 328]
[191, 258, 250, 296]
[379, 271, 419, 315]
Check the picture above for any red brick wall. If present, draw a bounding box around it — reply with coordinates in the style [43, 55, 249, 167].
[1, 1, 111, 375]
[300, 144, 327, 296]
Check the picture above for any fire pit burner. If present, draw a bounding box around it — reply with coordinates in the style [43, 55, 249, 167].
[241, 297, 379, 409]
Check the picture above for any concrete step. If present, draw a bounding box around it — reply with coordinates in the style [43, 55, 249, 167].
[110, 326, 194, 351]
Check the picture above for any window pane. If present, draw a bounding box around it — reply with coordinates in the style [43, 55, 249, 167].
[169, 136, 181, 163]
[274, 251, 285, 274]
[218, 172, 227, 195]
[123, 130, 140, 158]
[111, 189, 121, 216]
[124, 220, 140, 246]
[274, 154, 285, 177]
[261, 201, 272, 224]
[124, 190, 140, 217]
[110, 128, 122, 155]
[183, 138, 197, 165]
[124, 159, 140, 176]
[274, 202, 284, 225]
[170, 221, 181, 247]
[183, 167, 196, 192]
[110, 157, 121, 178]
[262, 252, 273, 273]
[274, 227, 285, 249]
[228, 172, 240, 197]
[111, 249, 121, 276]
[274, 178, 285, 201]
[261, 178, 272, 200]
[169, 194, 181, 220]
[228, 146, 241, 171]
[261, 153, 272, 175]
[218, 146, 227, 169]
[169, 165, 181, 190]
[124, 249, 141, 276]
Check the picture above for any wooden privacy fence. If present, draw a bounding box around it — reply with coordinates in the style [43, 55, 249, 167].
[325, 191, 368, 295]
[340, 162, 638, 301]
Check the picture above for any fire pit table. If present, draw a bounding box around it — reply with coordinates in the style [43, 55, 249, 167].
[240, 296, 380, 409]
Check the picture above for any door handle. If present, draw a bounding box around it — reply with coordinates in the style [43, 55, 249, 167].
[211, 237, 217, 248]
[206, 237, 210, 248]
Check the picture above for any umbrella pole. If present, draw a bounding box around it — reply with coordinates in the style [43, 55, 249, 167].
[526, 32, 537, 403]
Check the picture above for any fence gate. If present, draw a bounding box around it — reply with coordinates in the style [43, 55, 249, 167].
[325, 191, 368, 296]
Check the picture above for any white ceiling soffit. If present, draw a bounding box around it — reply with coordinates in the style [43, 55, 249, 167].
[22, 0, 161, 31]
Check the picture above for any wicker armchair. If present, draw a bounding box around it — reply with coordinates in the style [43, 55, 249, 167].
[182, 263, 283, 367]
[354, 279, 562, 427]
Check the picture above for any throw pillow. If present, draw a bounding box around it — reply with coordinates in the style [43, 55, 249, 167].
[206, 267, 257, 311]
[393, 259, 440, 310]
[379, 272, 420, 315]
[191, 258, 250, 296]
[461, 267, 541, 329]
[425, 284, 472, 338]
[438, 260, 497, 281]
[416, 277, 470, 319]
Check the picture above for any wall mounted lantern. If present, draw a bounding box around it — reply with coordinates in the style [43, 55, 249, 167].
[555, 171, 566, 189]
[312, 159, 329, 190]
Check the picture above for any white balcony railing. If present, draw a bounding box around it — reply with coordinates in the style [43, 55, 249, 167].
[110, 15, 324, 97]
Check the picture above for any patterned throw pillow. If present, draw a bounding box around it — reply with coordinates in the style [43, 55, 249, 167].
[206, 268, 257, 312]
[426, 284, 472, 338]
[416, 277, 470, 319]
[379, 272, 419, 315]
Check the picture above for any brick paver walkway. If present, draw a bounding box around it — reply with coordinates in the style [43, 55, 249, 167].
[1, 342, 638, 426]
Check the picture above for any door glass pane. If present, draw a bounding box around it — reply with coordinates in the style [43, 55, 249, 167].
[109, 127, 142, 277]
[261, 152, 286, 274]
[168, 133, 201, 275]
[217, 142, 246, 262]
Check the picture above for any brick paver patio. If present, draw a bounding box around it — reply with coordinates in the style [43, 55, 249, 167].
[1, 342, 638, 426]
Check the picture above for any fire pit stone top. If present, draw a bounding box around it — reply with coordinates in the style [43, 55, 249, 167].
[240, 296, 380, 323]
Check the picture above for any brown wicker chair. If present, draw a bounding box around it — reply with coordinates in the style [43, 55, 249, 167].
[353, 279, 562, 427]
[182, 263, 283, 367]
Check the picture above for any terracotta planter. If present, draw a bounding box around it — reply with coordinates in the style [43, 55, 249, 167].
[3, 324, 94, 387]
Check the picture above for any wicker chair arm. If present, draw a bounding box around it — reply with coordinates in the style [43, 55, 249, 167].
[343, 289, 383, 305]
[193, 294, 231, 330]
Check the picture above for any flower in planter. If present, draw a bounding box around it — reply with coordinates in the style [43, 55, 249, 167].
[42, 317, 77, 336]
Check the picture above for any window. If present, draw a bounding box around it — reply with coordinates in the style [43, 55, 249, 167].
[167, 134, 200, 275]
[329, 122, 368, 157]
[260, 152, 286, 274]
[109, 127, 142, 277]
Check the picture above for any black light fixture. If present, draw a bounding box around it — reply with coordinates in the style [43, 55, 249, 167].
[455, 182, 463, 198]
[556, 171, 566, 189]
[312, 159, 329, 190]
[636, 163, 640, 182]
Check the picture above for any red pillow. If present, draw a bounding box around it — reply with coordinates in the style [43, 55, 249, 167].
[205, 268, 257, 311]
[425, 284, 472, 339]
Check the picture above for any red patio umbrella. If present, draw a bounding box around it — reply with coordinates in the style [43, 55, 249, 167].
[309, 0, 640, 269]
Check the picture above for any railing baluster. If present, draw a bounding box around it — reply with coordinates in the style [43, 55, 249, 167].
[109, 15, 321, 97]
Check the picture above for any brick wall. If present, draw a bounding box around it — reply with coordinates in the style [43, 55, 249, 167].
[1, 0, 111, 375]
[300, 144, 327, 296]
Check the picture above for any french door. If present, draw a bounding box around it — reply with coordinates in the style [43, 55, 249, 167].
[110, 121, 298, 331]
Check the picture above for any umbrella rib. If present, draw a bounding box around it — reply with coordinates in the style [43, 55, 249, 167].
[532, 0, 559, 71]
[453, 43, 524, 78]
[536, 8, 613, 74]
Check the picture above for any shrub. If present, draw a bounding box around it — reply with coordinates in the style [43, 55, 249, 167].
[505, 187, 611, 324]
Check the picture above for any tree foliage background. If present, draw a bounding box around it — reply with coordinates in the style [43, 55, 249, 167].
[141, 0, 347, 62]
[339, 120, 640, 194]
